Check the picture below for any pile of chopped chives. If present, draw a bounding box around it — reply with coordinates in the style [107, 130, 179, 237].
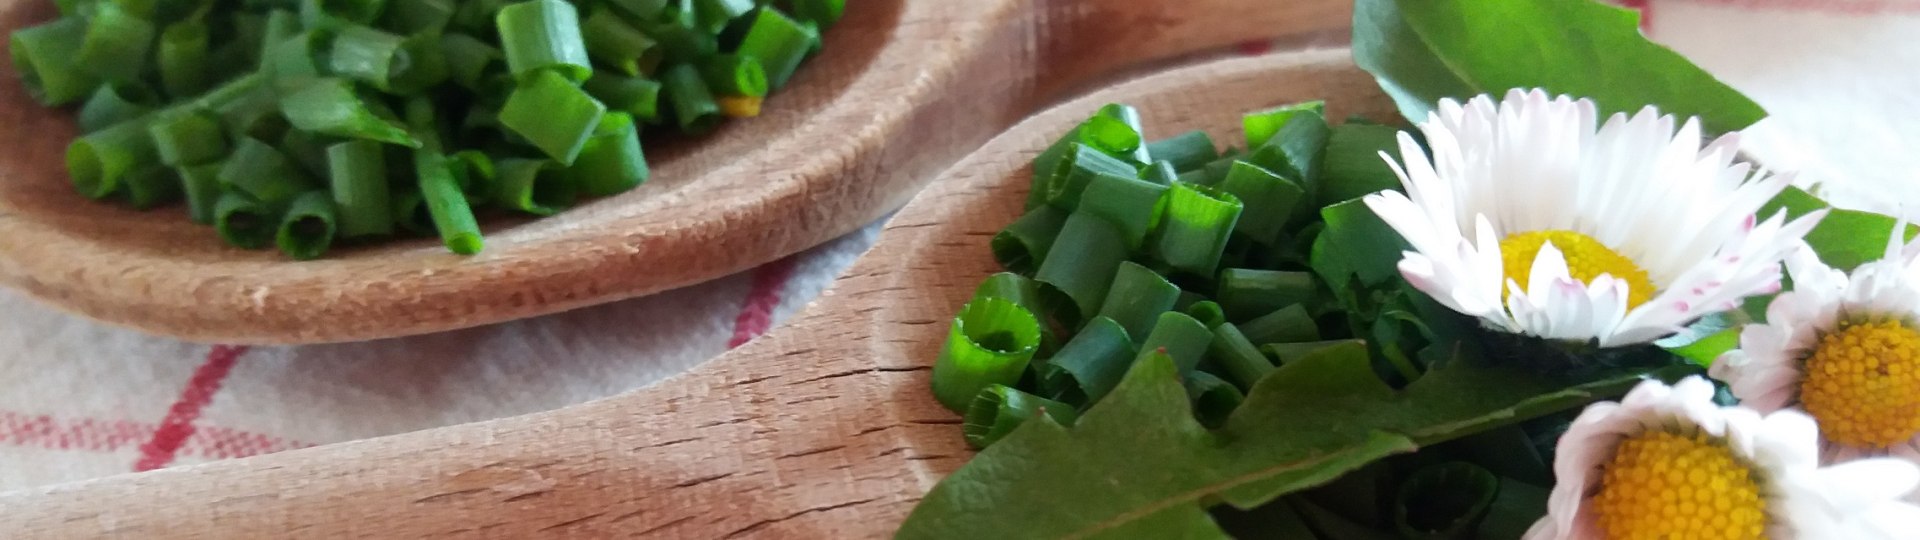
[12, 0, 844, 259]
[934, 102, 1383, 448]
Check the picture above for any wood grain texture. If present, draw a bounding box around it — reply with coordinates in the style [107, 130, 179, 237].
[0, 49, 1400, 539]
[0, 0, 1353, 345]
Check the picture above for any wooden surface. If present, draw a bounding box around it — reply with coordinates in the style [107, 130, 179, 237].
[0, 0, 1353, 345]
[0, 48, 1399, 539]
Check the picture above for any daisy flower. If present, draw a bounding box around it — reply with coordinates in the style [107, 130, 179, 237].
[1526, 376, 1920, 539]
[1712, 226, 1920, 466]
[1364, 89, 1825, 348]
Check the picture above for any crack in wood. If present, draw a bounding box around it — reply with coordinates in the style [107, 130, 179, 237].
[730, 374, 781, 386]
[779, 347, 819, 357]
[535, 511, 608, 533]
[778, 445, 847, 459]
[697, 418, 753, 428]
[412, 488, 488, 504]
[720, 498, 883, 539]
[673, 472, 736, 488]
[783, 395, 836, 405]
[628, 515, 696, 535]
[906, 418, 963, 425]
[502, 490, 551, 503]
[636, 437, 704, 451]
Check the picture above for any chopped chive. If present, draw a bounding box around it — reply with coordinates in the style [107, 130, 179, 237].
[1243, 101, 1325, 149]
[701, 54, 769, 98]
[638, 17, 717, 64]
[793, 0, 846, 28]
[327, 140, 392, 238]
[1078, 171, 1167, 250]
[260, 9, 303, 64]
[1185, 371, 1244, 429]
[1095, 262, 1179, 344]
[499, 70, 607, 164]
[388, 32, 450, 95]
[78, 83, 160, 134]
[565, 112, 649, 197]
[1238, 304, 1321, 347]
[280, 79, 421, 147]
[178, 162, 223, 224]
[219, 137, 316, 205]
[1186, 300, 1227, 329]
[1044, 143, 1138, 212]
[1035, 316, 1136, 406]
[1215, 160, 1305, 245]
[490, 158, 573, 216]
[962, 385, 1079, 449]
[1245, 108, 1330, 188]
[1209, 323, 1276, 391]
[662, 63, 720, 134]
[971, 272, 1057, 349]
[215, 191, 277, 249]
[1135, 311, 1213, 375]
[450, 150, 496, 203]
[583, 7, 663, 77]
[148, 109, 229, 167]
[278, 128, 332, 178]
[1140, 160, 1179, 185]
[1262, 340, 1364, 366]
[1152, 182, 1242, 277]
[416, 149, 484, 254]
[439, 33, 503, 91]
[78, 3, 155, 82]
[1145, 131, 1218, 173]
[992, 206, 1069, 276]
[123, 165, 180, 209]
[737, 7, 813, 89]
[276, 191, 338, 260]
[383, 0, 453, 34]
[11, 18, 98, 106]
[607, 0, 669, 20]
[1093, 104, 1150, 165]
[693, 0, 755, 33]
[263, 31, 329, 93]
[1034, 211, 1129, 326]
[158, 21, 211, 99]
[931, 297, 1042, 413]
[1218, 269, 1316, 323]
[391, 190, 435, 235]
[450, 0, 513, 35]
[305, 0, 388, 24]
[68, 120, 158, 200]
[496, 0, 592, 83]
[583, 74, 663, 124]
[327, 25, 408, 91]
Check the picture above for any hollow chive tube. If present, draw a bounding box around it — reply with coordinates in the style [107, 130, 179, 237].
[1176, 155, 1236, 187]
[10, 17, 98, 106]
[78, 84, 160, 134]
[158, 21, 211, 100]
[496, 0, 592, 83]
[122, 165, 180, 209]
[178, 162, 223, 224]
[1145, 131, 1218, 173]
[276, 191, 338, 260]
[1216, 161, 1305, 246]
[583, 7, 662, 77]
[662, 64, 721, 134]
[1262, 340, 1363, 366]
[389, 32, 451, 95]
[304, 0, 388, 24]
[1078, 171, 1167, 250]
[1239, 304, 1320, 347]
[67, 120, 157, 199]
[991, 206, 1068, 276]
[450, 150, 496, 203]
[1209, 323, 1275, 391]
[450, 0, 513, 34]
[583, 74, 663, 124]
[326, 140, 392, 238]
[1218, 269, 1316, 323]
[327, 25, 408, 91]
[931, 297, 1042, 413]
[391, 190, 435, 235]
[700, 54, 769, 98]
[279, 79, 421, 147]
[638, 16, 716, 65]
[1152, 182, 1242, 277]
[1186, 301, 1227, 330]
[440, 33, 502, 91]
[1094, 104, 1150, 165]
[498, 70, 607, 164]
[737, 7, 813, 89]
[1094, 262, 1179, 343]
[416, 149, 484, 254]
[384, 0, 453, 34]
[1140, 160, 1179, 186]
[962, 385, 1079, 450]
[608, 0, 669, 20]
[793, 0, 845, 28]
[491, 158, 574, 216]
[1035, 316, 1135, 406]
[1045, 143, 1138, 212]
[1033, 211, 1129, 327]
[148, 109, 228, 167]
[971, 272, 1056, 347]
[1393, 462, 1501, 539]
[215, 191, 277, 249]
[1185, 371, 1244, 429]
[1243, 101, 1325, 150]
[565, 112, 649, 197]
[219, 138, 316, 204]
[693, 0, 754, 33]
[78, 3, 155, 82]
[1135, 311, 1213, 375]
[260, 9, 303, 62]
[263, 31, 328, 93]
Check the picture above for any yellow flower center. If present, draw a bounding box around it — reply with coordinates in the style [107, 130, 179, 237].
[1591, 430, 1767, 540]
[1801, 320, 1920, 449]
[1500, 230, 1656, 309]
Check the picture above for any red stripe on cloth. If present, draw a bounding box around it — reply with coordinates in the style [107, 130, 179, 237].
[0, 410, 306, 459]
[728, 257, 800, 349]
[133, 345, 248, 471]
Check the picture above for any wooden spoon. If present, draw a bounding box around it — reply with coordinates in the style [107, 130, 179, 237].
[0, 49, 1396, 537]
[0, 0, 1351, 345]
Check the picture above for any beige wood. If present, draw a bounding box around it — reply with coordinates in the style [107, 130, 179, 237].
[0, 48, 1399, 539]
[0, 0, 1353, 345]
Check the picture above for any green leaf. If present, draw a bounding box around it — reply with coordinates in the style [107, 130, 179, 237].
[1655, 313, 1744, 368]
[1758, 186, 1914, 271]
[1310, 198, 1410, 308]
[898, 343, 1663, 538]
[1317, 123, 1406, 208]
[1352, 0, 1765, 134]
